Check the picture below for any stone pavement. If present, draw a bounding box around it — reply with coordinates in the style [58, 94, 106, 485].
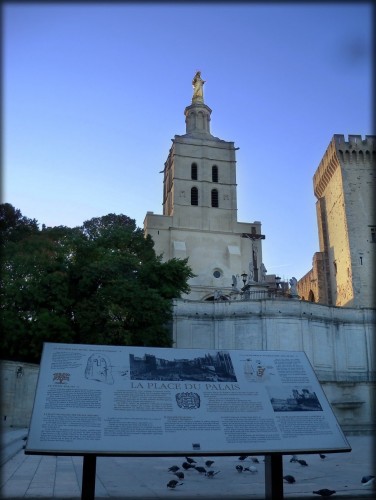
[1, 428, 375, 499]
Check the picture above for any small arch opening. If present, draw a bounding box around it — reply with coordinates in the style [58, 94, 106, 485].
[191, 163, 198, 180]
[191, 187, 198, 206]
[211, 189, 219, 207]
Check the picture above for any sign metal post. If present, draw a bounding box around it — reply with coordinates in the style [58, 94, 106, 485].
[265, 454, 283, 500]
[81, 454, 96, 500]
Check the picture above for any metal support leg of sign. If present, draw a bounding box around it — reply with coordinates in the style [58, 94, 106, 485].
[81, 455, 97, 500]
[265, 454, 283, 500]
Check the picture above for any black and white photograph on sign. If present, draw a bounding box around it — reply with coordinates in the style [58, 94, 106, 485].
[129, 351, 237, 382]
[267, 386, 323, 412]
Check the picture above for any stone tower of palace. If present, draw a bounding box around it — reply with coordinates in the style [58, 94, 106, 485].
[297, 134, 376, 308]
[144, 72, 266, 301]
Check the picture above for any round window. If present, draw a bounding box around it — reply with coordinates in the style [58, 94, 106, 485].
[213, 270, 221, 278]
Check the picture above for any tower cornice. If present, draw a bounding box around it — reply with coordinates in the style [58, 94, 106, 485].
[313, 137, 340, 199]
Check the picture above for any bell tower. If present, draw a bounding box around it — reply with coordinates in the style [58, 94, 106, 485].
[161, 71, 238, 232]
[144, 73, 265, 300]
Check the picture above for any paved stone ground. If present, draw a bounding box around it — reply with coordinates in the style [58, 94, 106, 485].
[1, 429, 375, 499]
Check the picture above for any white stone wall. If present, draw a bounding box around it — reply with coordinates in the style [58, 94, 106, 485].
[1, 360, 39, 428]
[172, 298, 376, 433]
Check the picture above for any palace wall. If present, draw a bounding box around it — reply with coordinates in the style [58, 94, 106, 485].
[173, 298, 376, 434]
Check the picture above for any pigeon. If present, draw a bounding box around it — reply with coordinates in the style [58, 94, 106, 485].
[185, 456, 196, 464]
[174, 471, 184, 480]
[283, 474, 296, 484]
[290, 455, 298, 463]
[206, 470, 220, 478]
[361, 475, 375, 486]
[195, 466, 207, 474]
[244, 466, 258, 473]
[319, 454, 327, 459]
[205, 460, 215, 468]
[236, 465, 244, 473]
[167, 480, 183, 489]
[298, 459, 308, 466]
[251, 457, 260, 463]
[238, 454, 248, 461]
[313, 489, 336, 497]
[168, 465, 180, 472]
[182, 461, 195, 470]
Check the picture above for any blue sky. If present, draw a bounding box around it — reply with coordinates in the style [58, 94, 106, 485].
[4, 3, 372, 281]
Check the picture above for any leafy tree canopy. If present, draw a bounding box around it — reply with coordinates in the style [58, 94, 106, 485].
[0, 203, 39, 243]
[1, 205, 194, 363]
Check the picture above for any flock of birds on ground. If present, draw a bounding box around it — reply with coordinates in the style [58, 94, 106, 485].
[166, 453, 375, 497]
[166, 456, 220, 489]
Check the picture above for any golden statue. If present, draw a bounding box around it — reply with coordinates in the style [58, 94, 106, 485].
[192, 71, 205, 101]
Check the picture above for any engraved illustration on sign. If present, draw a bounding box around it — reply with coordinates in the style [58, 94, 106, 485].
[53, 372, 70, 384]
[85, 354, 114, 384]
[176, 392, 200, 409]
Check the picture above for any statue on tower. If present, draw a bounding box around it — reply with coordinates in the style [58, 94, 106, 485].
[192, 71, 205, 102]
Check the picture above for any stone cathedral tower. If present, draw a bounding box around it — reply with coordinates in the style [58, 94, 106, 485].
[144, 73, 266, 301]
[297, 134, 376, 307]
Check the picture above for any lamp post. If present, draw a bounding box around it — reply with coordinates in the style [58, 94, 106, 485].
[241, 272, 248, 287]
[240, 272, 251, 300]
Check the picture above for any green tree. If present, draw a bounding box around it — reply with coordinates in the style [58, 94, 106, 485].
[1, 206, 193, 362]
[0, 203, 39, 244]
[71, 214, 193, 347]
[1, 222, 77, 362]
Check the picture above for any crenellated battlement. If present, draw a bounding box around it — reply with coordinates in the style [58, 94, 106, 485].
[334, 134, 375, 150]
[314, 134, 376, 198]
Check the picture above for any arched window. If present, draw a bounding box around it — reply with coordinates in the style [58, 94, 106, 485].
[191, 187, 198, 206]
[211, 189, 218, 207]
[308, 290, 315, 302]
[191, 163, 198, 180]
[212, 165, 218, 182]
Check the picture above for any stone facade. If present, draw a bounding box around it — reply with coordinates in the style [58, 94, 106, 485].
[298, 252, 328, 304]
[172, 298, 376, 434]
[144, 78, 265, 301]
[298, 134, 376, 307]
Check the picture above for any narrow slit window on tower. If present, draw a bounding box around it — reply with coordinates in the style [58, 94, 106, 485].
[191, 187, 198, 206]
[212, 165, 218, 182]
[191, 163, 198, 180]
[370, 226, 376, 243]
[211, 189, 219, 207]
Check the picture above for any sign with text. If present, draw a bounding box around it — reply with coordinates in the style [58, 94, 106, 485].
[26, 343, 351, 456]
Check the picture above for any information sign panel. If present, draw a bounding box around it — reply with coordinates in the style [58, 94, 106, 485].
[25, 343, 351, 456]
